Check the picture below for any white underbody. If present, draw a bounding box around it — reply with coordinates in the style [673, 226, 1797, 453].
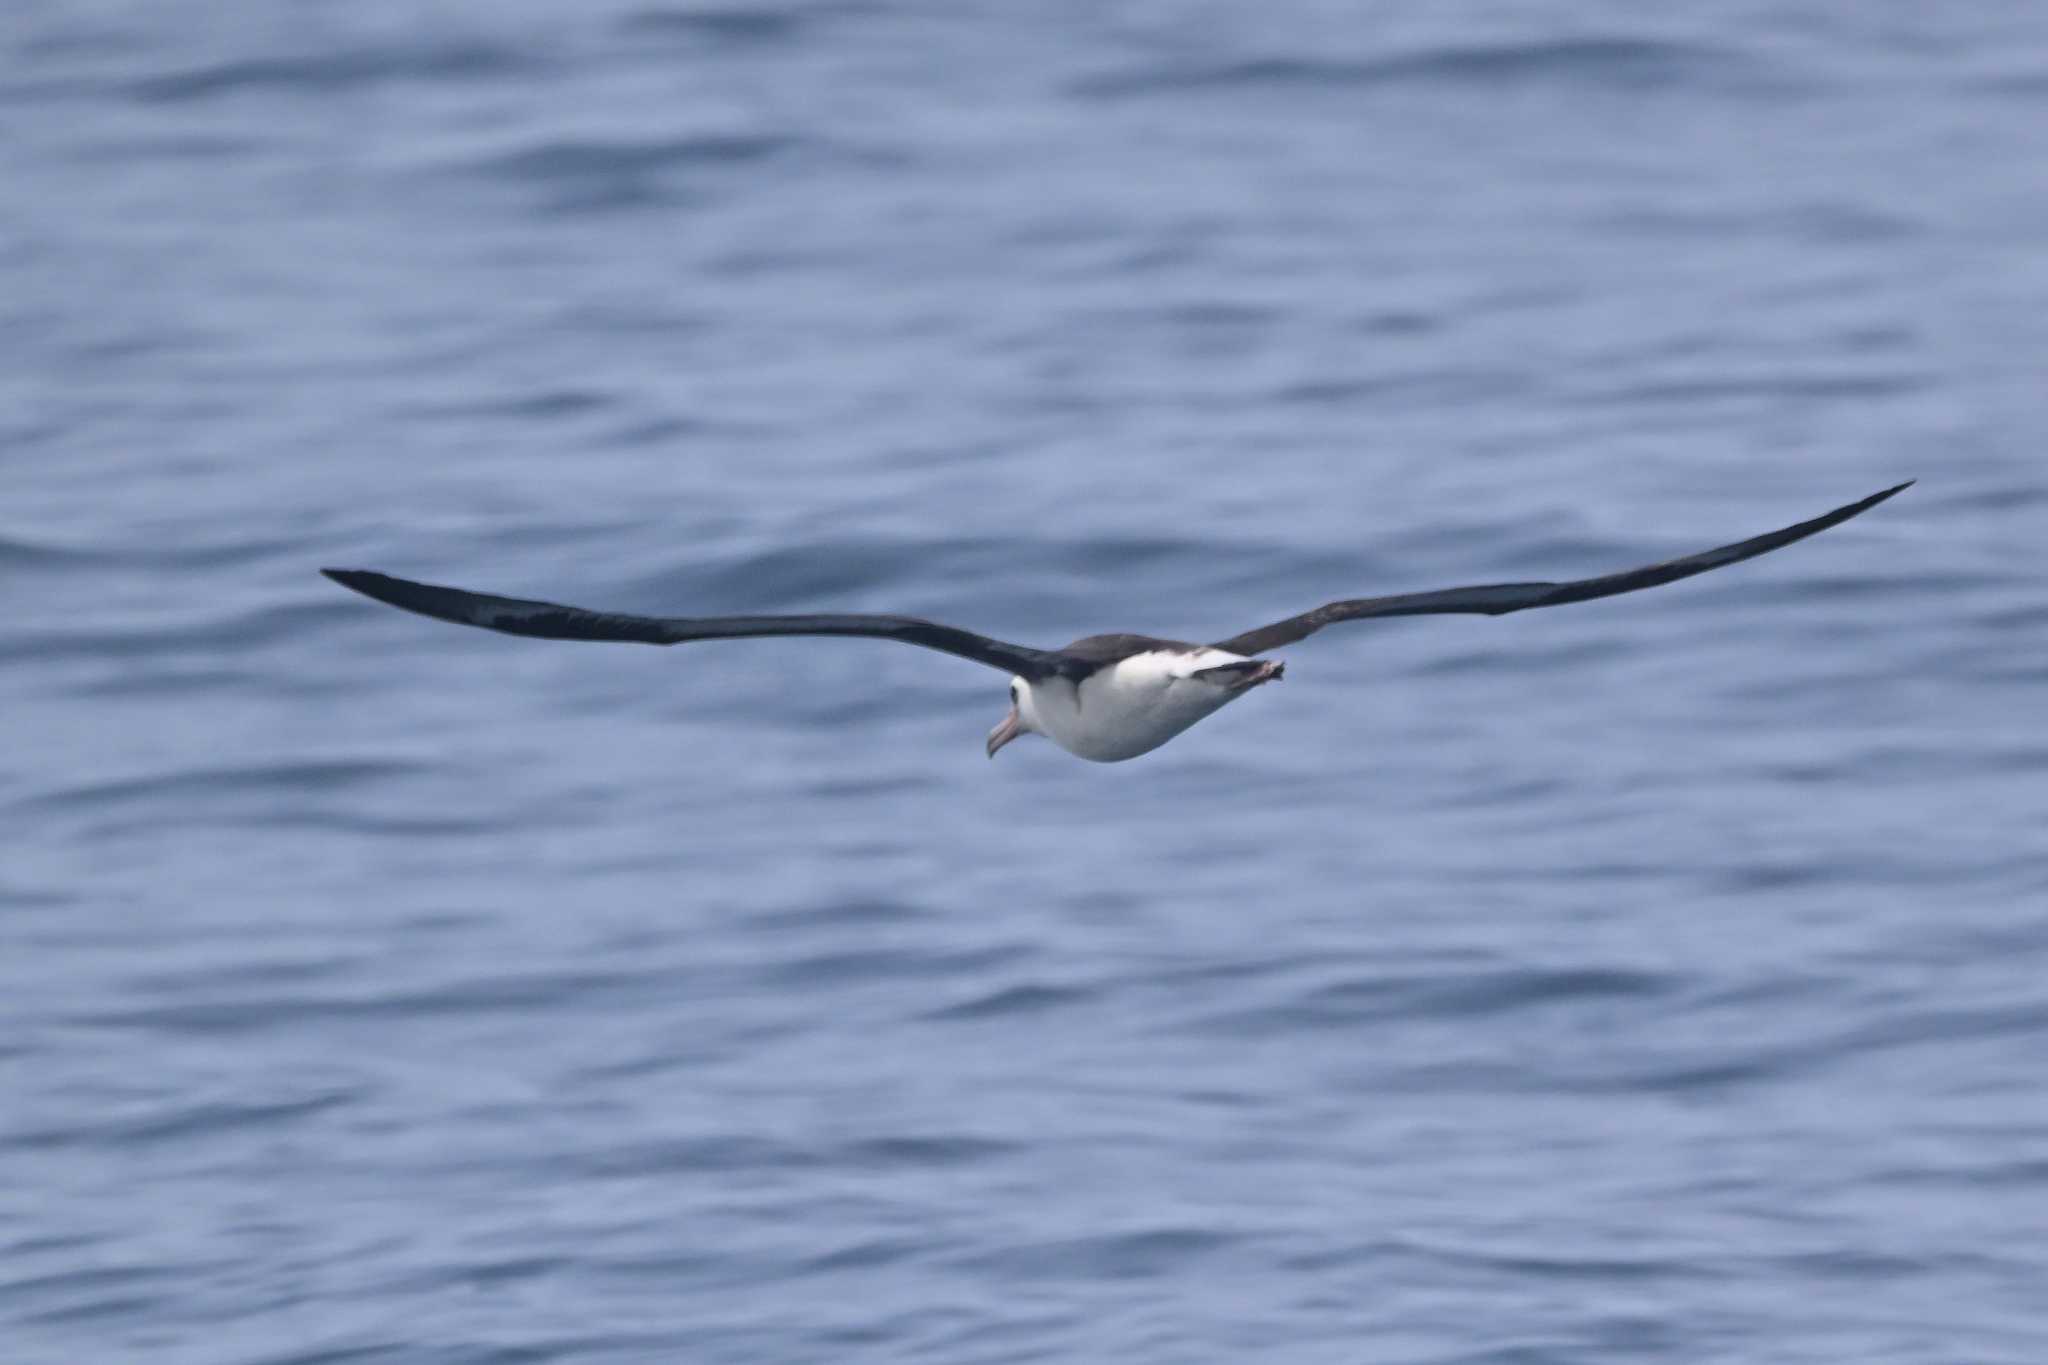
[1014, 648, 1272, 762]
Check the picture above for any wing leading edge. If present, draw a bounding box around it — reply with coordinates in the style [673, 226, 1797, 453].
[320, 569, 1068, 680]
[1210, 482, 1912, 657]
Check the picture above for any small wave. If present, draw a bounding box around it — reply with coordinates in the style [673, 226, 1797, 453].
[477, 132, 797, 182]
[953, 1226, 1242, 1281]
[922, 981, 1096, 1021]
[466, 132, 807, 210]
[839, 1134, 1016, 1169]
[743, 897, 937, 933]
[16, 757, 425, 815]
[621, 7, 811, 46]
[635, 538, 1004, 613]
[574, 1133, 819, 1177]
[1597, 202, 1919, 244]
[247, 1346, 423, 1365]
[1411, 641, 1623, 679]
[1561, 1053, 1808, 1095]
[0, 535, 98, 569]
[129, 40, 536, 103]
[0, 1263, 175, 1332]
[756, 944, 1027, 989]
[1771, 1248, 1933, 1281]
[1394, 1233, 1701, 1284]
[70, 132, 267, 164]
[0, 596, 386, 668]
[1835, 997, 2048, 1057]
[1072, 37, 1769, 101]
[801, 772, 938, 799]
[1271, 369, 1517, 408]
[78, 968, 656, 1036]
[404, 388, 619, 425]
[70, 665, 269, 700]
[799, 1236, 924, 1274]
[0, 882, 71, 910]
[1374, 965, 1676, 1015]
[1970, 71, 2048, 99]
[1570, 370, 1926, 408]
[14, 24, 150, 62]
[1192, 964, 1676, 1036]
[8, 1092, 356, 1151]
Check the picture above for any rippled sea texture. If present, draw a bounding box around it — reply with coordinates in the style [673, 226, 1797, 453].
[6, 3, 2047, 1362]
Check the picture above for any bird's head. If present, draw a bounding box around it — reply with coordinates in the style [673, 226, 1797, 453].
[986, 677, 1039, 758]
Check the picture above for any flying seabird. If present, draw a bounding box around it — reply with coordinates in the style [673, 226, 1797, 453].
[323, 482, 1909, 763]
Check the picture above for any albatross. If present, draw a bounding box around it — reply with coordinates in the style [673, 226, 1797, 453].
[323, 482, 1909, 763]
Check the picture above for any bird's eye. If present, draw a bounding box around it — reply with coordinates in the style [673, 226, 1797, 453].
[1010, 683, 1020, 702]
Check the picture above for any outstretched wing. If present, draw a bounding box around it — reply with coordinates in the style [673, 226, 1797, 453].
[1211, 482, 1912, 657]
[321, 569, 1067, 679]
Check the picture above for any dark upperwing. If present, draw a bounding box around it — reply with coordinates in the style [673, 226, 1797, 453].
[1210, 482, 1911, 658]
[321, 569, 1069, 681]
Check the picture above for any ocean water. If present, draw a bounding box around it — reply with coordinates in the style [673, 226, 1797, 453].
[5, 3, 2046, 1361]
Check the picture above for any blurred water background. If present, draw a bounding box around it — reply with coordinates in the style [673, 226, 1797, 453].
[5, 2, 2046, 1361]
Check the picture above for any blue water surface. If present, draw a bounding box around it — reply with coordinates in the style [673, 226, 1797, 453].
[4, 3, 2046, 1362]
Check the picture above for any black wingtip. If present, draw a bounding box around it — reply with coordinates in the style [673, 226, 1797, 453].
[1843, 482, 1916, 519]
[1839, 480, 1914, 518]
[321, 568, 416, 607]
[321, 567, 381, 594]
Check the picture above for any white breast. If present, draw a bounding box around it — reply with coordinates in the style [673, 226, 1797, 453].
[1022, 648, 1255, 762]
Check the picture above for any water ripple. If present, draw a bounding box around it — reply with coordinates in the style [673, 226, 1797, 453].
[6, 3, 2041, 1361]
[77, 969, 661, 1035]
[129, 41, 539, 103]
[952, 1227, 1243, 1281]
[1072, 37, 1775, 101]
[621, 7, 816, 46]
[1190, 965, 1679, 1037]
